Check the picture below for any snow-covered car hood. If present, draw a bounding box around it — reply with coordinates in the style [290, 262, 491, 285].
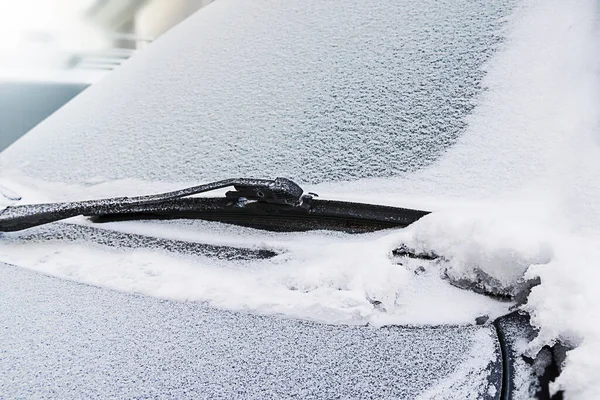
[1, 260, 507, 399]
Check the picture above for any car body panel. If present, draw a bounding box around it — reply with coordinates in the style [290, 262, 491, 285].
[0, 260, 502, 399]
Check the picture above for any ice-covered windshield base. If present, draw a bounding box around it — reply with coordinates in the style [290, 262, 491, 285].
[0, 211, 511, 327]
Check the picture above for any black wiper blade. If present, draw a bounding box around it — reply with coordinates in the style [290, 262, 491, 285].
[88, 197, 430, 233]
[0, 177, 430, 233]
[0, 178, 305, 232]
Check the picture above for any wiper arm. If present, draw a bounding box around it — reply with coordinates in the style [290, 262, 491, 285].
[1, 177, 430, 233]
[0, 178, 305, 232]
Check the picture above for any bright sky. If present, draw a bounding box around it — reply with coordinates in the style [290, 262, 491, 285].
[0, 0, 104, 53]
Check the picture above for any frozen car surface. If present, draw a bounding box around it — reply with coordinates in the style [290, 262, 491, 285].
[0, 0, 568, 398]
[0, 0, 514, 185]
[0, 261, 503, 399]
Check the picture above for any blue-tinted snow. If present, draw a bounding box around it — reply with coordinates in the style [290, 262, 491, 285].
[0, 261, 501, 399]
[0, 0, 514, 185]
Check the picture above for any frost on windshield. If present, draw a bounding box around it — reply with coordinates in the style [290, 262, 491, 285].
[0, 0, 513, 185]
[391, 0, 600, 397]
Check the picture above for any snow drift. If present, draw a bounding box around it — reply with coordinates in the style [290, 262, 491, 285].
[394, 0, 600, 397]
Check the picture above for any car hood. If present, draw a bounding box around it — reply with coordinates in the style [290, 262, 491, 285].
[0, 260, 505, 399]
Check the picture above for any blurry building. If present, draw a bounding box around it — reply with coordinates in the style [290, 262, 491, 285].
[0, 0, 213, 151]
[86, 0, 214, 49]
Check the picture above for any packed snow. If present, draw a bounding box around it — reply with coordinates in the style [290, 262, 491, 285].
[0, 0, 514, 184]
[397, 0, 600, 397]
[1, 0, 600, 398]
[0, 177, 510, 326]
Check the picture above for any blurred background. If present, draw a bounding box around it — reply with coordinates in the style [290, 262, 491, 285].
[0, 0, 214, 151]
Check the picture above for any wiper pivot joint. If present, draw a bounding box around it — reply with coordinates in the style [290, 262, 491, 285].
[225, 178, 305, 206]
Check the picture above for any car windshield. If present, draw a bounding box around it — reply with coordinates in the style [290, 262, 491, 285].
[0, 0, 514, 192]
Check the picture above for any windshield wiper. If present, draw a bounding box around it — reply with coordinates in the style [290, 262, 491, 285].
[0, 178, 429, 233]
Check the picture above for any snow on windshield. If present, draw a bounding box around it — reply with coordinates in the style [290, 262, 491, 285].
[0, 0, 517, 326]
[1, 0, 600, 398]
[0, 0, 513, 185]
[393, 0, 600, 398]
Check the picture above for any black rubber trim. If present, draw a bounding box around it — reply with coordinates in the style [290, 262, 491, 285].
[493, 317, 511, 400]
[493, 311, 562, 400]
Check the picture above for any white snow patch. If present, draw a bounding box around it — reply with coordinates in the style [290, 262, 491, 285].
[396, 203, 600, 399]
[396, 0, 600, 397]
[0, 220, 509, 326]
[396, 201, 558, 296]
